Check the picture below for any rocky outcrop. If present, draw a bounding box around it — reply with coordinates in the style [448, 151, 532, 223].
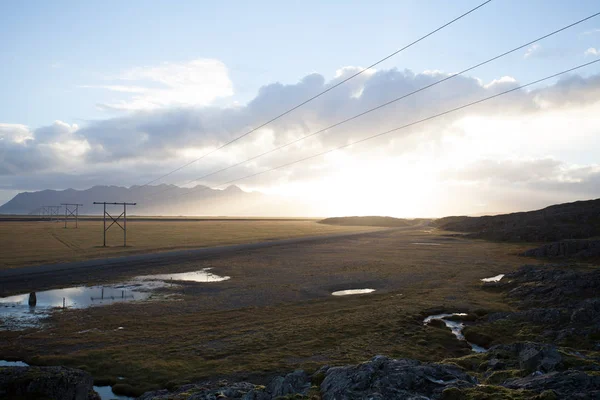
[504, 370, 600, 398]
[140, 356, 478, 400]
[138, 370, 312, 400]
[482, 343, 563, 374]
[0, 366, 99, 400]
[318, 356, 476, 399]
[523, 239, 600, 258]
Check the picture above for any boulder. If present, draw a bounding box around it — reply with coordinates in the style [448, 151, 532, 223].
[0, 366, 98, 400]
[504, 370, 600, 398]
[320, 355, 477, 400]
[266, 369, 310, 398]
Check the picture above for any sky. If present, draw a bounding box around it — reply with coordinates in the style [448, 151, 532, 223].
[1, 0, 599, 217]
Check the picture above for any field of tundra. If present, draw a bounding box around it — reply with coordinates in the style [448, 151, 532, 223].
[0, 219, 379, 270]
[0, 223, 534, 396]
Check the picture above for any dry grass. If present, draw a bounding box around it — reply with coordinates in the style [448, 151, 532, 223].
[0, 220, 378, 269]
[0, 228, 538, 394]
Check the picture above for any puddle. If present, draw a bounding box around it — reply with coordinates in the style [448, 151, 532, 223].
[332, 289, 375, 296]
[481, 274, 505, 283]
[0, 360, 28, 367]
[412, 242, 442, 246]
[0, 268, 230, 330]
[138, 268, 230, 283]
[93, 385, 134, 400]
[0, 360, 132, 400]
[423, 313, 486, 353]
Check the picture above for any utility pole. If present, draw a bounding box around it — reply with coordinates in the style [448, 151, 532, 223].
[61, 203, 83, 228]
[40, 206, 61, 222]
[93, 202, 136, 247]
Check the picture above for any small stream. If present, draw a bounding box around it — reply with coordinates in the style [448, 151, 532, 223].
[423, 313, 486, 353]
[0, 360, 133, 400]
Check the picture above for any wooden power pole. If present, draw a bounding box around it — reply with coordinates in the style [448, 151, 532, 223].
[93, 202, 137, 247]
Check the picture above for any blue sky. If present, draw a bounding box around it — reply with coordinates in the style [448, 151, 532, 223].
[2, 0, 598, 127]
[1, 0, 599, 216]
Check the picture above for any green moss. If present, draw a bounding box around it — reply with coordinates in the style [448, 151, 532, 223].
[484, 369, 525, 385]
[460, 385, 537, 399]
[441, 387, 464, 400]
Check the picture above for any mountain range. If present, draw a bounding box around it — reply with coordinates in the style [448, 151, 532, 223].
[0, 185, 306, 216]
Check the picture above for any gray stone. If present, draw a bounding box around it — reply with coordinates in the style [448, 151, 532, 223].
[504, 370, 600, 397]
[319, 356, 476, 400]
[266, 369, 310, 398]
[0, 366, 97, 400]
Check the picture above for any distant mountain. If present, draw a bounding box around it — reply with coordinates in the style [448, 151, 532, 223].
[433, 198, 600, 242]
[0, 185, 306, 217]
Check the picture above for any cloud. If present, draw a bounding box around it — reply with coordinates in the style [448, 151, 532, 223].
[443, 158, 600, 196]
[582, 28, 600, 35]
[524, 44, 541, 58]
[2, 63, 600, 216]
[0, 121, 86, 175]
[523, 43, 567, 59]
[82, 59, 233, 111]
[585, 47, 599, 56]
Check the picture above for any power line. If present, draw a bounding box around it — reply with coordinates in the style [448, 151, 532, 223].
[144, 10, 600, 200]
[155, 58, 599, 204]
[139, 0, 493, 188]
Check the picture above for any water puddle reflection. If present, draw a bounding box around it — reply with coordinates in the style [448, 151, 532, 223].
[332, 289, 375, 296]
[138, 268, 230, 283]
[0, 268, 230, 330]
[423, 313, 486, 353]
[481, 274, 505, 282]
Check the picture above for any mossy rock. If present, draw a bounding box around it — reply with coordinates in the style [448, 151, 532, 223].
[441, 386, 464, 399]
[463, 328, 495, 348]
[484, 369, 525, 385]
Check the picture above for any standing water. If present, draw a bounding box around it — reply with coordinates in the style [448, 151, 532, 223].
[423, 313, 486, 353]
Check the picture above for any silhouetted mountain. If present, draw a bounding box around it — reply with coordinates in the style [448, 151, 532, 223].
[434, 198, 600, 242]
[0, 185, 304, 217]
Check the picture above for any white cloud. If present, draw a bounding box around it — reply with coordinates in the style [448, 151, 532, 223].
[3, 64, 600, 216]
[582, 28, 600, 35]
[484, 76, 517, 89]
[524, 43, 540, 58]
[83, 59, 234, 111]
[585, 47, 599, 57]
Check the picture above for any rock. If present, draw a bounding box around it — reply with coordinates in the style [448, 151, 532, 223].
[266, 369, 310, 398]
[503, 370, 600, 398]
[0, 366, 97, 400]
[523, 239, 600, 259]
[518, 343, 562, 373]
[319, 355, 476, 400]
[139, 381, 264, 400]
[486, 343, 562, 374]
[571, 298, 600, 325]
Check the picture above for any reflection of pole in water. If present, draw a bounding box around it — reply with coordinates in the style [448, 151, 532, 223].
[28, 292, 37, 307]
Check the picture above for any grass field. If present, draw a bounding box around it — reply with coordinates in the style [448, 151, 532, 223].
[0, 219, 379, 269]
[0, 228, 537, 396]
